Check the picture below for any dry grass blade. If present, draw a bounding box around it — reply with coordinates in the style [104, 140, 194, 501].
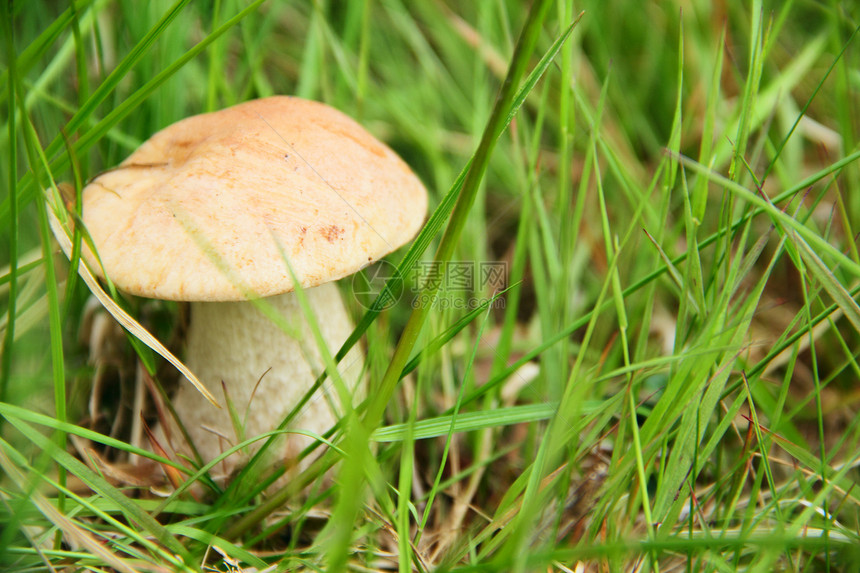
[44, 193, 218, 407]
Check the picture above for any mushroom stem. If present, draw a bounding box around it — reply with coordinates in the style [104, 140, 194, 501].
[166, 282, 363, 476]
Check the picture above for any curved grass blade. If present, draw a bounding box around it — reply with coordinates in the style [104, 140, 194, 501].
[46, 203, 217, 406]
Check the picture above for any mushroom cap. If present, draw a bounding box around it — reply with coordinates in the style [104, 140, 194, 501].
[81, 96, 428, 301]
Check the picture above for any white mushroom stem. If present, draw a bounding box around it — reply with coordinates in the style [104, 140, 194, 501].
[164, 282, 363, 476]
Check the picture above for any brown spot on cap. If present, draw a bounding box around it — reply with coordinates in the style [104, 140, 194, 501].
[321, 224, 344, 243]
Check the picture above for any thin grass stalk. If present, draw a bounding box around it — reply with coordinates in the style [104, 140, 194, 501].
[354, 0, 371, 118]
[205, 0, 224, 112]
[826, 2, 860, 222]
[0, 2, 19, 409]
[799, 255, 833, 568]
[13, 88, 71, 549]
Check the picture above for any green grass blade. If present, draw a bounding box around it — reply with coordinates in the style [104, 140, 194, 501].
[0, 2, 19, 408]
[372, 403, 560, 443]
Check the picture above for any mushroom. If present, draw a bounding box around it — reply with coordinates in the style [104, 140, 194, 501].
[79, 96, 428, 478]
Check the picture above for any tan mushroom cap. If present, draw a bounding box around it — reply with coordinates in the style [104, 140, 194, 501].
[82, 96, 428, 301]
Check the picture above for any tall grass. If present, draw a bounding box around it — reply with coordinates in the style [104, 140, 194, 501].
[2, 1, 860, 571]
